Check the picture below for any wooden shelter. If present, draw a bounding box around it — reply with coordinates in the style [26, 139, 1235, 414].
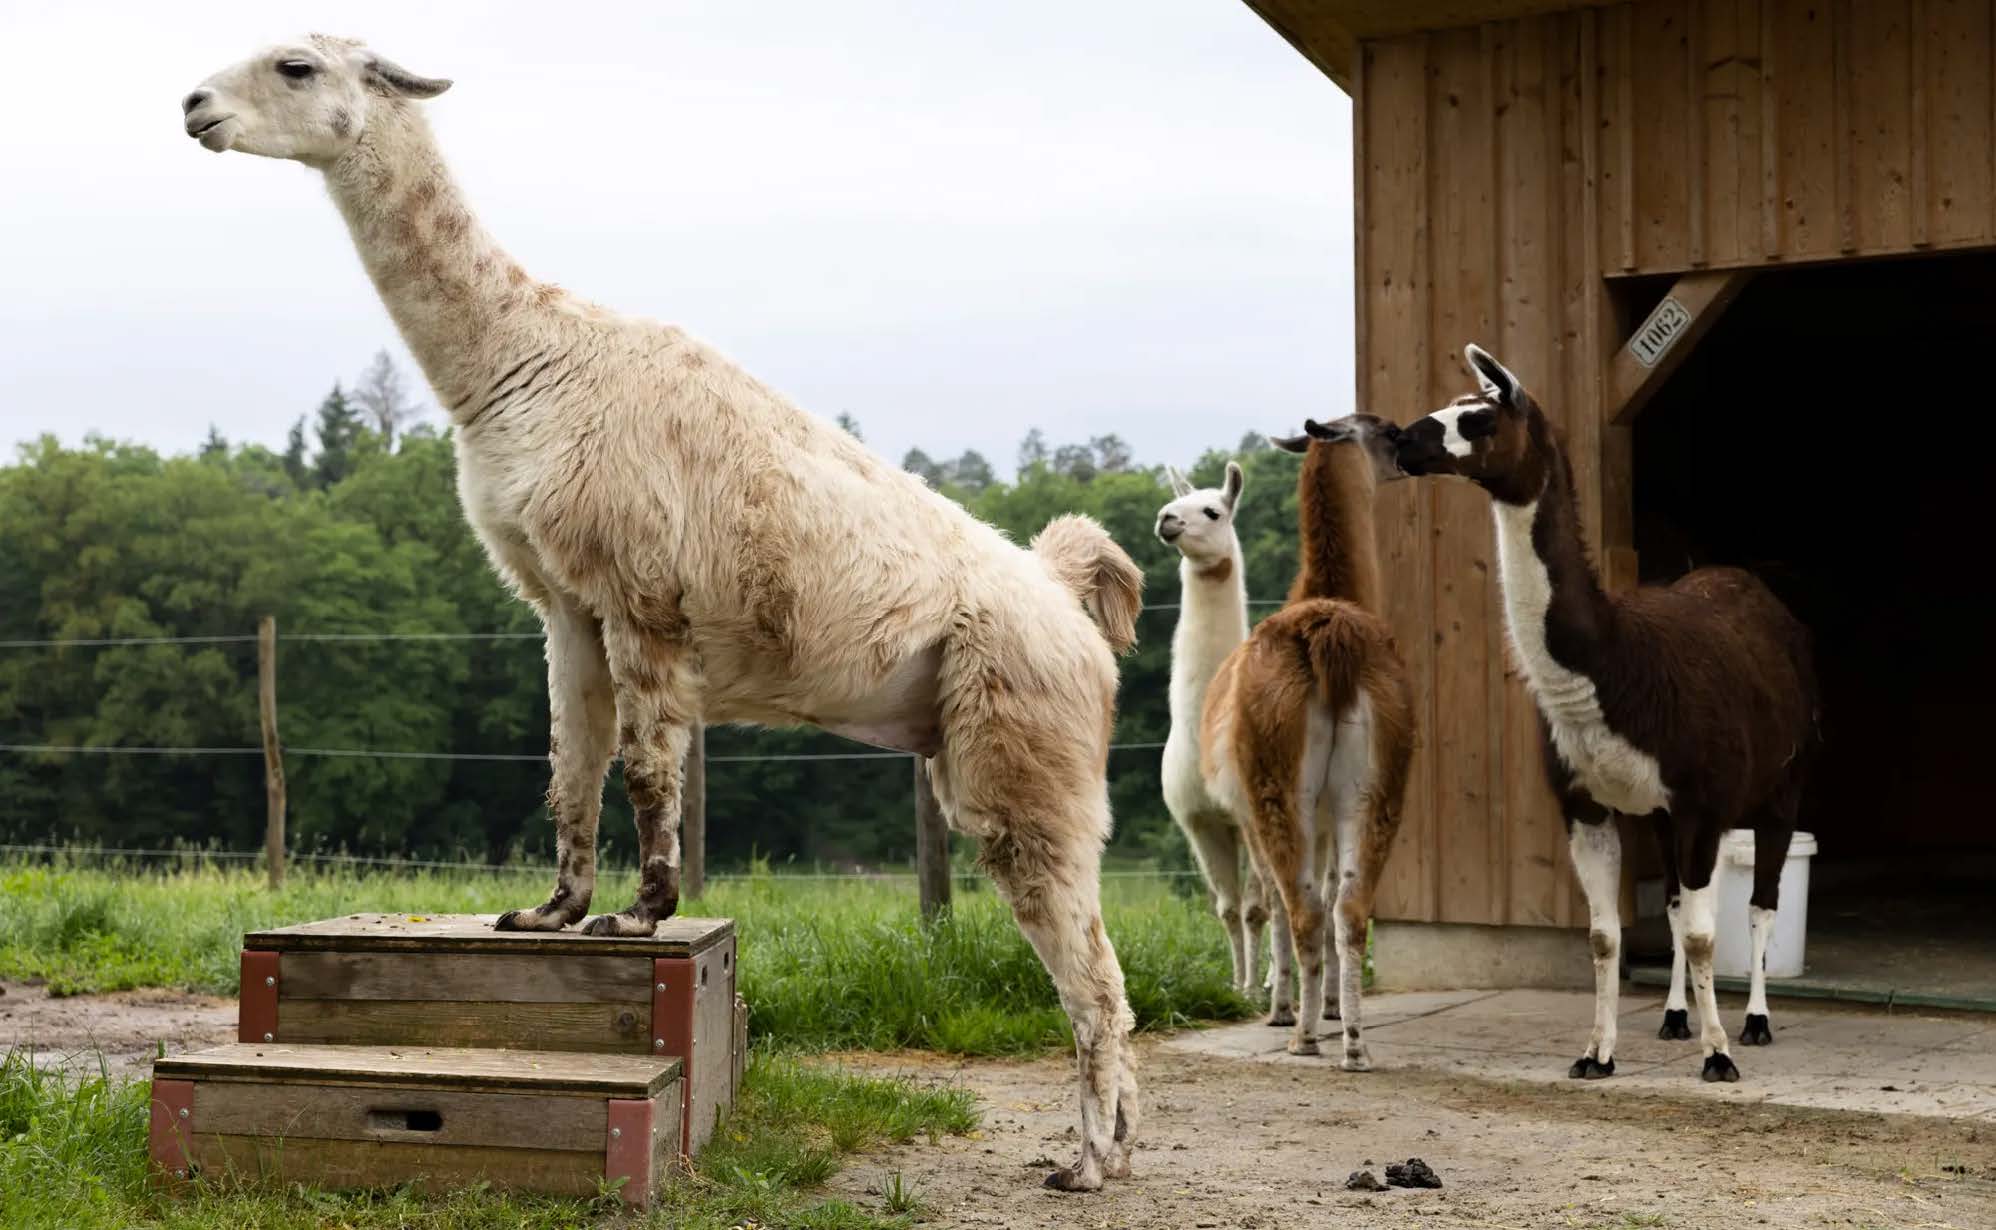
[1243, 0, 1996, 937]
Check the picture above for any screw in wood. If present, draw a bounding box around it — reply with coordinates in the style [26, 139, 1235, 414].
[611, 1127, 622, 1140]
[179, 1107, 189, 1119]
[262, 1032, 274, 1042]
[653, 1038, 664, 1050]
[656, 982, 666, 992]
[264, 976, 275, 987]
[175, 1170, 186, 1179]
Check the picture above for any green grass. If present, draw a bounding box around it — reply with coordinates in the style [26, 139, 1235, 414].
[0, 856, 1250, 1054]
[0, 1045, 976, 1230]
[0, 856, 1247, 1225]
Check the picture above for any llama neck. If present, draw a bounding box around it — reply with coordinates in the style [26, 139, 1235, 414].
[1490, 425, 1615, 699]
[1168, 543, 1249, 725]
[1288, 443, 1382, 613]
[323, 105, 542, 420]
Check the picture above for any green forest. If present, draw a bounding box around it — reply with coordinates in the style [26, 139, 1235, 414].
[0, 358, 1314, 870]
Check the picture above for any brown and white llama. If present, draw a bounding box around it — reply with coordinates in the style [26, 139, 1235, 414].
[182, 36, 1147, 1189]
[1156, 462, 1272, 994]
[1201, 419, 1414, 1064]
[1394, 345, 1818, 1082]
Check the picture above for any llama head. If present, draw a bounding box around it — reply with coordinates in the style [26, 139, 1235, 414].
[1155, 462, 1243, 566]
[1271, 413, 1406, 485]
[181, 35, 451, 164]
[1395, 344, 1547, 503]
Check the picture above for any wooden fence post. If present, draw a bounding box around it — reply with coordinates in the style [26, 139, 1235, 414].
[682, 724, 706, 901]
[913, 757, 950, 920]
[257, 615, 286, 891]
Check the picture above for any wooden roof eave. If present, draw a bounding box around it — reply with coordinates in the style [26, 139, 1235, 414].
[1242, 1, 1614, 91]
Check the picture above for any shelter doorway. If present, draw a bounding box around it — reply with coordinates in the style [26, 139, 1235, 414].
[1622, 253, 1996, 1010]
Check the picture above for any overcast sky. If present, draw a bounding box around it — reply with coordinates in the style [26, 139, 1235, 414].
[0, 1, 1353, 475]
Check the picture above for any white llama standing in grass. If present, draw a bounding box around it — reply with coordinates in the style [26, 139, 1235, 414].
[180, 35, 1148, 1191]
[1154, 462, 1270, 994]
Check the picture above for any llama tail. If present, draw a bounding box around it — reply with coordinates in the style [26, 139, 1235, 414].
[1030, 514, 1144, 655]
[1290, 600, 1374, 709]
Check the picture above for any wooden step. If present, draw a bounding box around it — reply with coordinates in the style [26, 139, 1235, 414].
[235, 913, 745, 1155]
[150, 1043, 682, 1208]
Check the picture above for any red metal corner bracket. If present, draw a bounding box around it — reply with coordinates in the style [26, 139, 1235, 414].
[148, 1078, 195, 1185]
[651, 956, 696, 1154]
[238, 950, 279, 1043]
[605, 1097, 657, 1208]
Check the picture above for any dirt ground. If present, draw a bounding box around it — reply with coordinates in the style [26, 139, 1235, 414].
[7, 979, 1993, 1228]
[0, 979, 235, 1074]
[830, 1043, 1995, 1230]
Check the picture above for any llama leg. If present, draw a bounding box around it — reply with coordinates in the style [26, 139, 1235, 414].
[1268, 836, 1329, 1055]
[1312, 796, 1339, 1021]
[1331, 796, 1393, 1072]
[983, 830, 1132, 1191]
[583, 619, 699, 938]
[1183, 817, 1249, 991]
[1266, 894, 1297, 1027]
[497, 600, 615, 932]
[1242, 851, 1270, 999]
[1653, 816, 1692, 1040]
[1739, 824, 1792, 1046]
[1565, 815, 1622, 1079]
[1678, 824, 1738, 1080]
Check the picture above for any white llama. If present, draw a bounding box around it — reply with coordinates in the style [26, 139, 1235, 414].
[182, 36, 1146, 1190]
[1154, 463, 1270, 994]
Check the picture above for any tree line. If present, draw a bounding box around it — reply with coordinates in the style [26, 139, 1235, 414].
[0, 356, 1314, 870]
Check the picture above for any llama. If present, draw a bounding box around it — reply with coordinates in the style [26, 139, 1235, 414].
[1201, 419, 1414, 1064]
[1393, 344, 1818, 1082]
[182, 36, 1146, 1189]
[1155, 462, 1272, 994]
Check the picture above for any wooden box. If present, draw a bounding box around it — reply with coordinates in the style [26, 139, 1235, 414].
[150, 1043, 681, 1207]
[238, 914, 743, 1155]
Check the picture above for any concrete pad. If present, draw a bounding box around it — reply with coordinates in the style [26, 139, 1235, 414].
[1165, 984, 1996, 1121]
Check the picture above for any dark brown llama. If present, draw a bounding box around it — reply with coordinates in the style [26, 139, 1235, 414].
[1199, 417, 1415, 1066]
[1393, 344, 1818, 1082]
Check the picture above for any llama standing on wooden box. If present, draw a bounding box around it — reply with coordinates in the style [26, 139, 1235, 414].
[1202, 419, 1415, 1064]
[181, 36, 1147, 1190]
[1156, 461, 1272, 995]
[1393, 345, 1818, 1082]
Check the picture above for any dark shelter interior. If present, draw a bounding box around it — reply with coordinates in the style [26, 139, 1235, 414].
[1623, 254, 1996, 1006]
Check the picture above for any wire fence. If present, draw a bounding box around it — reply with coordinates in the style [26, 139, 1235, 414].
[0, 601, 1287, 651]
[0, 621, 1216, 887]
[0, 842, 1203, 880]
[0, 620, 1212, 762]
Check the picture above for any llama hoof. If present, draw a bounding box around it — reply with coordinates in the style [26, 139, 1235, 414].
[1739, 1014, 1773, 1046]
[1267, 1008, 1296, 1028]
[1286, 1036, 1321, 1057]
[1657, 1009, 1692, 1040]
[1341, 1048, 1372, 1073]
[1567, 1056, 1615, 1080]
[1701, 1053, 1742, 1082]
[1042, 1164, 1102, 1192]
[494, 908, 568, 932]
[1102, 1150, 1132, 1181]
[581, 911, 657, 938]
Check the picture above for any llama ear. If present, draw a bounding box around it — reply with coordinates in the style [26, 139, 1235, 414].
[365, 54, 453, 99]
[1221, 462, 1244, 509]
[1465, 343, 1523, 407]
[1270, 433, 1310, 454]
[1165, 466, 1194, 498]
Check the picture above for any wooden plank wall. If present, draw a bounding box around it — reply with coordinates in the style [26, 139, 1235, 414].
[1356, 0, 1996, 927]
[1595, 0, 1996, 274]
[1358, 13, 1602, 929]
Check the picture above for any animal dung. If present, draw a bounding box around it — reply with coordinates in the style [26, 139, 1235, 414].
[1386, 1157, 1442, 1189]
[1345, 1169, 1386, 1191]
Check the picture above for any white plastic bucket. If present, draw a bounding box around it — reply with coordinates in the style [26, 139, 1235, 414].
[1712, 829, 1816, 978]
